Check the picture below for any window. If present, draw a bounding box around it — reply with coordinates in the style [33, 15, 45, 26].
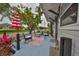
[60, 3, 78, 26]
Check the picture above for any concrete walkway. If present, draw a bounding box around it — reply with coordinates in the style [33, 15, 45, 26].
[13, 36, 55, 56]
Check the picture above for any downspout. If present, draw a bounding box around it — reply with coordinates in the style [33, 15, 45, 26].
[55, 4, 61, 45]
[55, 16, 59, 45]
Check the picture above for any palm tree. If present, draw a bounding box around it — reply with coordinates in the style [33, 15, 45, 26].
[0, 3, 10, 13]
[0, 3, 10, 21]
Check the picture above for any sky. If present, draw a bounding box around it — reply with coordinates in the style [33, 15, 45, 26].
[10, 3, 39, 13]
[0, 3, 48, 27]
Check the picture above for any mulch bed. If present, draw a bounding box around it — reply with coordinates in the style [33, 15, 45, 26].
[0, 40, 15, 56]
[0, 47, 13, 56]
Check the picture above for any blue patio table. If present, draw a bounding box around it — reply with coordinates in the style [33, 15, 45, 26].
[35, 32, 42, 37]
[24, 34, 32, 41]
[43, 33, 48, 36]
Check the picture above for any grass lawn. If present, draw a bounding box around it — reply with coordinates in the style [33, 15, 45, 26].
[0, 29, 27, 34]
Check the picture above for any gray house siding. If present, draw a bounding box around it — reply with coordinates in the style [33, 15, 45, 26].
[58, 3, 79, 56]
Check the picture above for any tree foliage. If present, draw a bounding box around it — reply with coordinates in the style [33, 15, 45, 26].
[16, 5, 43, 30]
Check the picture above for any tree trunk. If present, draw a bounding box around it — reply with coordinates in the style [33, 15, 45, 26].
[29, 29, 32, 34]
